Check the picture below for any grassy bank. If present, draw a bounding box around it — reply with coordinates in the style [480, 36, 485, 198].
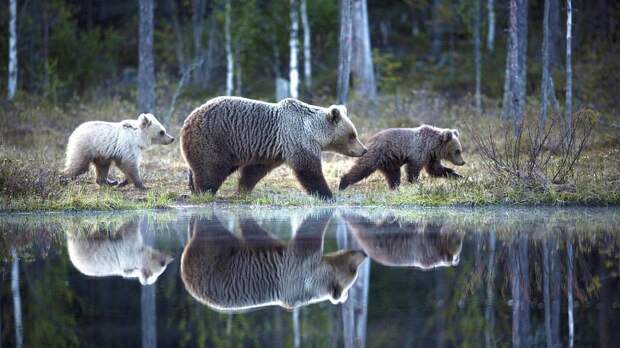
[1, 94, 619, 212]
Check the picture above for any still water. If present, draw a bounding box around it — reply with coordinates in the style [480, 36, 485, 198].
[0, 206, 619, 347]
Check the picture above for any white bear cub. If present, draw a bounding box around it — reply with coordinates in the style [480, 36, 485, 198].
[63, 113, 174, 189]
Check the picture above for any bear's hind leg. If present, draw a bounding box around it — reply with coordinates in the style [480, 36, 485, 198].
[339, 159, 378, 191]
[191, 162, 234, 195]
[238, 163, 281, 193]
[424, 160, 463, 179]
[94, 159, 117, 186]
[379, 167, 401, 190]
[406, 161, 423, 183]
[63, 156, 91, 179]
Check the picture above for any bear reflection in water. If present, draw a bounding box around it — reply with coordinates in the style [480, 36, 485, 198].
[345, 214, 463, 269]
[181, 210, 367, 313]
[66, 216, 174, 285]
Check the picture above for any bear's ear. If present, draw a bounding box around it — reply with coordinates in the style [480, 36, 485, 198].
[138, 113, 152, 128]
[327, 105, 343, 124]
[121, 120, 137, 130]
[441, 129, 453, 142]
[452, 129, 460, 138]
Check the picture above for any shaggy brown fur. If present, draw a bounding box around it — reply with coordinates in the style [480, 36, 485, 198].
[345, 214, 462, 269]
[180, 97, 366, 199]
[339, 125, 466, 190]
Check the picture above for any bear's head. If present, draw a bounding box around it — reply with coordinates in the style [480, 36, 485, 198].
[439, 129, 465, 166]
[137, 113, 175, 146]
[323, 105, 367, 157]
[133, 249, 174, 285]
[321, 249, 367, 304]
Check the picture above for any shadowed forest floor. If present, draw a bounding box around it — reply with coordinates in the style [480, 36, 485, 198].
[1, 95, 619, 211]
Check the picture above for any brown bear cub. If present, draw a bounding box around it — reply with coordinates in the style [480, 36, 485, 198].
[339, 125, 465, 190]
[180, 97, 367, 199]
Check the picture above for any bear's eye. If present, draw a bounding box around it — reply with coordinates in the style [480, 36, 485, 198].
[455, 149, 461, 155]
[159, 130, 165, 136]
[348, 133, 356, 141]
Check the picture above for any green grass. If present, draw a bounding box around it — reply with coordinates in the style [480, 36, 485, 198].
[1, 94, 619, 212]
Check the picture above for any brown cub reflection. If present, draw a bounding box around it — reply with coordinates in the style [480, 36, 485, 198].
[345, 214, 462, 269]
[181, 210, 367, 312]
[66, 216, 174, 285]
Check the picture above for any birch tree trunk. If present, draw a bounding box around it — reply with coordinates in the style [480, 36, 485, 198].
[289, 0, 300, 98]
[474, 0, 482, 113]
[300, 0, 312, 90]
[8, 0, 18, 100]
[337, 0, 353, 105]
[352, 0, 377, 100]
[566, 237, 574, 348]
[487, 0, 495, 51]
[168, 0, 186, 76]
[565, 0, 573, 143]
[11, 247, 23, 348]
[225, 0, 234, 96]
[138, 0, 156, 113]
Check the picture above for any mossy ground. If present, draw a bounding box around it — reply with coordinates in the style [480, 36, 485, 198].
[1, 95, 619, 212]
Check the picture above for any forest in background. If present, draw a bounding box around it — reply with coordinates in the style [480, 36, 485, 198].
[1, 0, 620, 112]
[1, 0, 619, 210]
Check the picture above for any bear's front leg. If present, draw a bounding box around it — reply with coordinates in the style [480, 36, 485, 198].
[425, 160, 463, 179]
[289, 156, 333, 200]
[117, 161, 146, 190]
[379, 167, 401, 190]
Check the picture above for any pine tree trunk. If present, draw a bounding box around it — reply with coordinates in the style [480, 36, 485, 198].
[192, 0, 206, 86]
[510, 235, 531, 347]
[337, 0, 353, 105]
[205, 14, 217, 86]
[565, 0, 573, 143]
[293, 308, 301, 348]
[352, 0, 377, 100]
[566, 237, 574, 348]
[540, 0, 552, 130]
[168, 0, 186, 76]
[300, 0, 312, 91]
[484, 230, 497, 347]
[8, 0, 18, 100]
[549, 0, 562, 69]
[141, 219, 157, 348]
[289, 0, 300, 99]
[235, 38, 242, 96]
[431, 0, 442, 62]
[11, 247, 23, 348]
[474, 0, 482, 113]
[225, 0, 234, 96]
[487, 0, 495, 51]
[138, 0, 156, 113]
[543, 236, 561, 348]
[502, 0, 527, 133]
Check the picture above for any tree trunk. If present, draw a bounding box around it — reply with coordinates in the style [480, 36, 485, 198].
[168, 0, 186, 76]
[293, 308, 301, 348]
[487, 0, 495, 51]
[567, 237, 574, 348]
[235, 37, 242, 96]
[431, 0, 442, 62]
[8, 0, 18, 100]
[474, 0, 482, 113]
[141, 218, 157, 348]
[289, 0, 300, 99]
[510, 235, 530, 348]
[300, 0, 312, 90]
[352, 0, 377, 100]
[549, 0, 561, 69]
[565, 0, 573, 143]
[192, 0, 206, 86]
[138, 0, 156, 113]
[205, 14, 217, 86]
[225, 0, 233, 96]
[543, 236, 561, 348]
[337, 0, 353, 105]
[484, 229, 497, 347]
[540, 0, 552, 130]
[502, 0, 527, 133]
[11, 247, 23, 348]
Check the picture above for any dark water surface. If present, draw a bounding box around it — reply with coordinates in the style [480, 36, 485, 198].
[0, 206, 619, 347]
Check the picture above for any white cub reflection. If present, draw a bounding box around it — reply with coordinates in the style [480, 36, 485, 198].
[181, 209, 367, 312]
[66, 216, 173, 285]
